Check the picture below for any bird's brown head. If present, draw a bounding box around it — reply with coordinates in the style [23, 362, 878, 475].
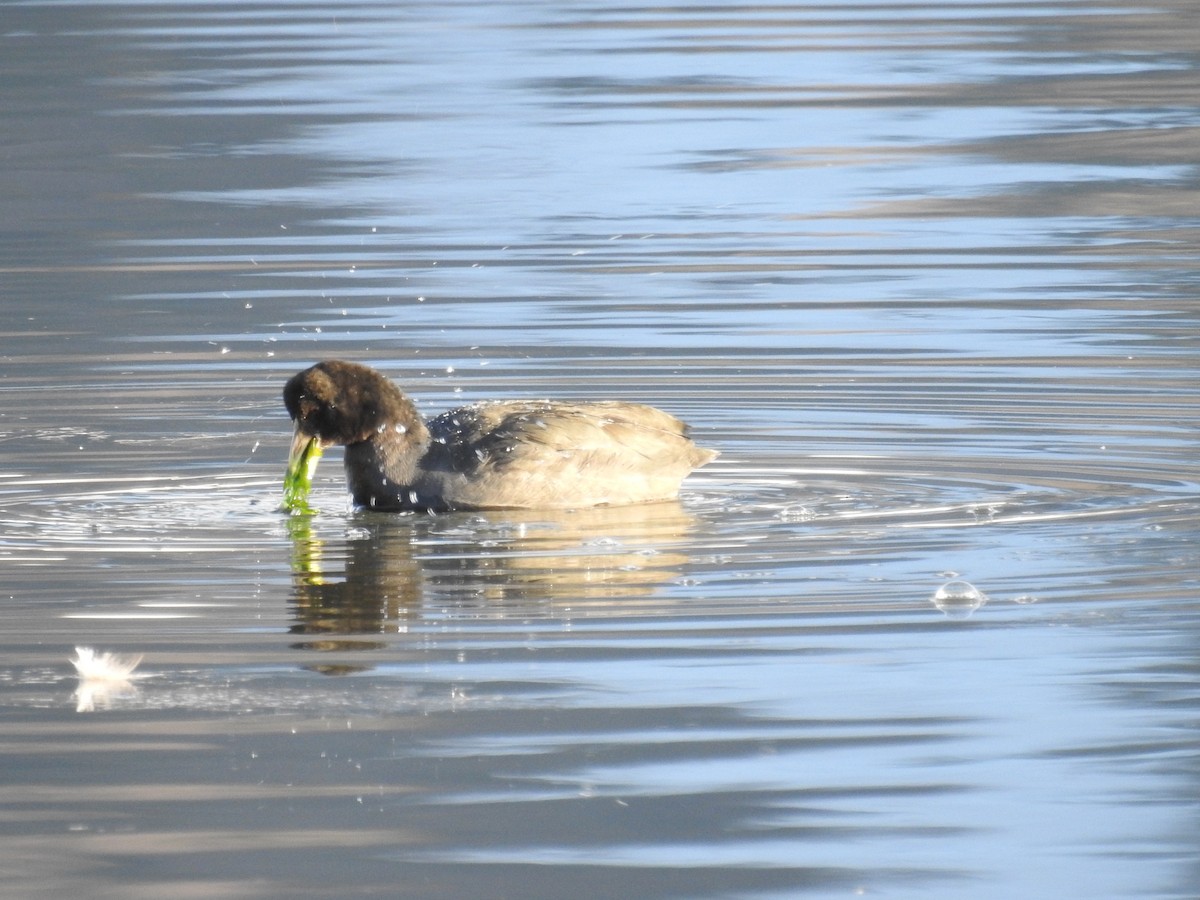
[284, 360, 413, 446]
[281, 360, 423, 513]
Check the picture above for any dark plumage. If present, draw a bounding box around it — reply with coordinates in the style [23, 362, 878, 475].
[283, 360, 717, 512]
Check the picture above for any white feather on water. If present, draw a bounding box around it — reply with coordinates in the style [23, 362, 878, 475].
[71, 646, 143, 681]
[72, 647, 144, 712]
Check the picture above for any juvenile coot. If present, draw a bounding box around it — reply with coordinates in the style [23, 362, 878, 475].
[283, 360, 718, 512]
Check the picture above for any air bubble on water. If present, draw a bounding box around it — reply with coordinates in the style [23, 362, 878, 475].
[970, 503, 1002, 523]
[1013, 594, 1039, 604]
[776, 504, 815, 522]
[931, 579, 988, 619]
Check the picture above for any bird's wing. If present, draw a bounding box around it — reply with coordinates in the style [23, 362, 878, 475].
[430, 400, 697, 474]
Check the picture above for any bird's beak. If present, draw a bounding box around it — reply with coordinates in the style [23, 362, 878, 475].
[282, 425, 323, 513]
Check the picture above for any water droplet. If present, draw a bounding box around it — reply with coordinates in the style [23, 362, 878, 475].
[776, 505, 815, 522]
[931, 579, 988, 619]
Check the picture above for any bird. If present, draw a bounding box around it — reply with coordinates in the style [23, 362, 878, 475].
[282, 360, 718, 512]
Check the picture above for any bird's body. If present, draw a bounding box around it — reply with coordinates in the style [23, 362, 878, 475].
[283, 360, 717, 512]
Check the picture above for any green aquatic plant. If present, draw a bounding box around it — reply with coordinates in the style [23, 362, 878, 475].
[282, 435, 323, 514]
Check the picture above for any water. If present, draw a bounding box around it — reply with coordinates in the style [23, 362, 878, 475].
[2, 1, 1198, 897]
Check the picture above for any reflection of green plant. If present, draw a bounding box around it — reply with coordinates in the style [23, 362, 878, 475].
[282, 436, 322, 514]
[286, 513, 326, 585]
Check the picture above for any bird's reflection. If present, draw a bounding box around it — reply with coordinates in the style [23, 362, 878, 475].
[287, 502, 699, 673]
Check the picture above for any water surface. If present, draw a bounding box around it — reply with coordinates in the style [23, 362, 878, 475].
[1, 1, 1198, 898]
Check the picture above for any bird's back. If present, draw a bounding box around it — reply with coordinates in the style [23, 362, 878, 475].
[419, 399, 717, 509]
